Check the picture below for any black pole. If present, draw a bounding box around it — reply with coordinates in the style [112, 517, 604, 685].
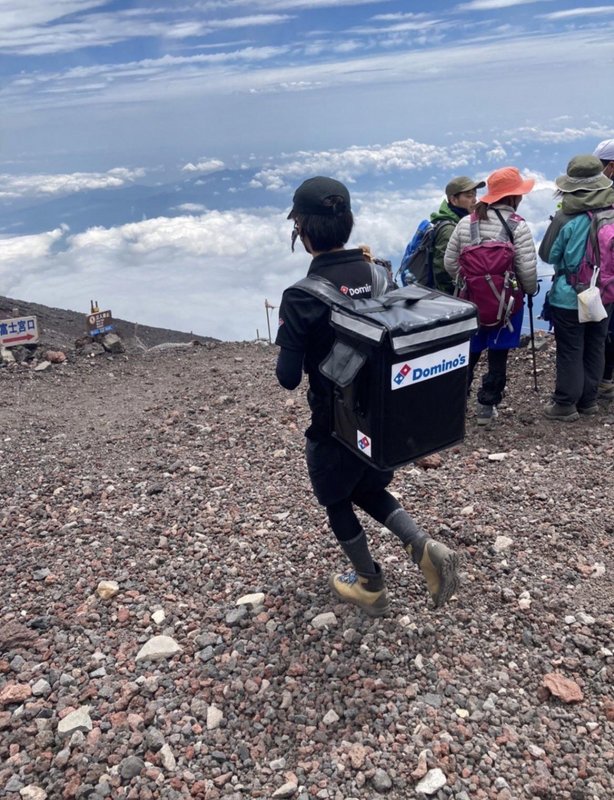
[527, 293, 538, 392]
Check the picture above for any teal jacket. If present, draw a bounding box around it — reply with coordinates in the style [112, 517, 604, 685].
[539, 187, 614, 310]
[430, 200, 459, 294]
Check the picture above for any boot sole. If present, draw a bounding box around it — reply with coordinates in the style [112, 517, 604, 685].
[328, 576, 391, 617]
[431, 549, 460, 608]
[543, 412, 580, 422]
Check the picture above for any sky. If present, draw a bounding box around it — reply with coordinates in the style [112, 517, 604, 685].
[0, 0, 613, 340]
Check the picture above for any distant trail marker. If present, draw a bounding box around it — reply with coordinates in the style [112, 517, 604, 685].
[87, 309, 113, 337]
[0, 315, 39, 347]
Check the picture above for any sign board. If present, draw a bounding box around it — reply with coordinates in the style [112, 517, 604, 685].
[0, 315, 39, 347]
[87, 309, 113, 337]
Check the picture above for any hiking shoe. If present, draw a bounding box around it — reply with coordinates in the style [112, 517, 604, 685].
[407, 540, 459, 608]
[329, 565, 390, 617]
[578, 404, 599, 415]
[598, 380, 614, 400]
[476, 403, 498, 426]
[543, 403, 579, 422]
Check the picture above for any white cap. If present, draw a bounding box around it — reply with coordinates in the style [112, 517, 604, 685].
[593, 139, 614, 162]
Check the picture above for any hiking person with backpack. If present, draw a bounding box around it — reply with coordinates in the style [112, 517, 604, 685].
[398, 175, 485, 291]
[539, 154, 614, 421]
[593, 140, 614, 402]
[443, 166, 538, 425]
[275, 176, 460, 617]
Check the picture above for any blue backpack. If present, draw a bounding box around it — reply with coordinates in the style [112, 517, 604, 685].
[397, 219, 455, 288]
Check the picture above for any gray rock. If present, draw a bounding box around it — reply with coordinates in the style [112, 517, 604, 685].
[119, 755, 145, 780]
[371, 769, 393, 793]
[145, 728, 165, 752]
[225, 606, 248, 626]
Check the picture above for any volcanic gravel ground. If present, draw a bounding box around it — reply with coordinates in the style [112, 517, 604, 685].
[0, 338, 612, 800]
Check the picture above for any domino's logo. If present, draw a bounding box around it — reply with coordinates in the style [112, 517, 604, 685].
[393, 363, 411, 386]
[357, 430, 372, 457]
[390, 341, 470, 391]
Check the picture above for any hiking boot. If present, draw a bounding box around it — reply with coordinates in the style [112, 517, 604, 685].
[543, 403, 579, 422]
[476, 403, 498, 426]
[578, 404, 599, 415]
[329, 564, 390, 617]
[406, 540, 459, 608]
[598, 379, 614, 400]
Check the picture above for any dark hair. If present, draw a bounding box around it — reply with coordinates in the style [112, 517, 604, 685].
[292, 196, 354, 251]
[474, 195, 519, 220]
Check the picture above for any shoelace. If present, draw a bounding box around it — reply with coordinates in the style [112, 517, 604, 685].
[338, 570, 358, 585]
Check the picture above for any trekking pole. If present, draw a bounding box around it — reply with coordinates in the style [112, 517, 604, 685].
[527, 293, 538, 392]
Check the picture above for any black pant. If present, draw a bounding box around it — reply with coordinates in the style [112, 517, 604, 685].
[551, 305, 609, 407]
[468, 348, 509, 406]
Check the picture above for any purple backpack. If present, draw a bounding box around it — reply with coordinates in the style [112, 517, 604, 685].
[457, 210, 524, 329]
[572, 208, 614, 305]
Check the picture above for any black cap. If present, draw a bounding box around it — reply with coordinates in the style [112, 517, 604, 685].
[287, 176, 351, 218]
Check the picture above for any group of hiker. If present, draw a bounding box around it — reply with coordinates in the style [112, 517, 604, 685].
[404, 141, 614, 424]
[273, 140, 614, 617]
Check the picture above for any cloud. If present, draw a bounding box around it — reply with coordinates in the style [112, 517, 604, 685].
[0, 172, 560, 341]
[181, 159, 226, 174]
[457, 0, 553, 9]
[0, 167, 145, 199]
[539, 6, 614, 20]
[0, 5, 291, 56]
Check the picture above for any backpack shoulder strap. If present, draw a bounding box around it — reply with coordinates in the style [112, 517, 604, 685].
[370, 261, 389, 297]
[468, 211, 481, 245]
[293, 275, 347, 308]
[494, 208, 523, 242]
[294, 261, 390, 304]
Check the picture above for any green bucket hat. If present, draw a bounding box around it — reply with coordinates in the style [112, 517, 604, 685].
[555, 154, 613, 193]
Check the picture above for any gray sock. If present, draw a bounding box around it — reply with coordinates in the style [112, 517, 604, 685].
[338, 530, 376, 576]
[385, 509, 428, 561]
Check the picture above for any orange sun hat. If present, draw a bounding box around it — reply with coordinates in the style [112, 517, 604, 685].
[481, 166, 535, 204]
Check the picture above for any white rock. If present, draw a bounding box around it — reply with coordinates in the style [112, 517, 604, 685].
[272, 782, 298, 798]
[518, 592, 532, 609]
[31, 679, 51, 697]
[34, 361, 51, 371]
[577, 612, 595, 625]
[455, 708, 470, 719]
[135, 635, 182, 662]
[460, 505, 474, 516]
[57, 706, 93, 736]
[415, 768, 447, 795]
[311, 612, 337, 629]
[493, 535, 514, 553]
[236, 592, 265, 608]
[488, 452, 507, 461]
[564, 615, 576, 625]
[151, 609, 166, 625]
[322, 709, 339, 725]
[159, 743, 176, 771]
[206, 705, 224, 730]
[592, 562, 605, 577]
[96, 580, 120, 600]
[20, 788, 47, 800]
